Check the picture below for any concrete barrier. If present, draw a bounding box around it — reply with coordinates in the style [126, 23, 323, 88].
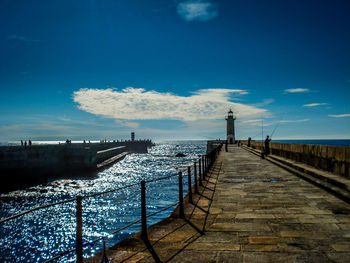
[240, 140, 350, 178]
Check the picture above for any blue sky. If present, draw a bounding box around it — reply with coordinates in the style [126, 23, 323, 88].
[1, 0, 350, 141]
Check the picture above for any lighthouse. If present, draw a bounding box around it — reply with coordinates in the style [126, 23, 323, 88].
[225, 109, 236, 144]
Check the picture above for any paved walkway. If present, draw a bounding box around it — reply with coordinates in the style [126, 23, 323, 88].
[87, 145, 350, 262]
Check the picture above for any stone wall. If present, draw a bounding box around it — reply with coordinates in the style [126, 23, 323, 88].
[207, 140, 225, 154]
[241, 140, 350, 178]
[96, 146, 126, 164]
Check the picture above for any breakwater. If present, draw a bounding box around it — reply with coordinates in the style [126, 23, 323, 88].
[206, 139, 226, 154]
[240, 140, 350, 178]
[0, 140, 152, 192]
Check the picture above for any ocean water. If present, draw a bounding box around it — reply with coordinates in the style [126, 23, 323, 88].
[0, 141, 206, 262]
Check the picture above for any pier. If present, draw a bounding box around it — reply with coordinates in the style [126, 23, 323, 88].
[86, 144, 350, 262]
[1, 142, 350, 262]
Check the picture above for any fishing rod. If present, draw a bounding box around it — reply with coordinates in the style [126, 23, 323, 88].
[270, 121, 280, 138]
[270, 114, 285, 139]
[250, 132, 261, 140]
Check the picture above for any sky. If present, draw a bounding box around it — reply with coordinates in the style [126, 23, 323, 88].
[1, 0, 350, 141]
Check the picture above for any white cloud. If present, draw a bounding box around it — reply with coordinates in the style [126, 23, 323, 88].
[115, 120, 139, 128]
[280, 119, 310, 123]
[238, 119, 273, 127]
[328, 113, 350, 118]
[254, 98, 275, 107]
[7, 34, 40, 42]
[303, 103, 328, 107]
[240, 119, 262, 124]
[177, 0, 218, 22]
[58, 117, 101, 126]
[284, 88, 309, 93]
[73, 87, 266, 122]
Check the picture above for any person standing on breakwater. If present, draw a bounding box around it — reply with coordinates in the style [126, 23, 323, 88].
[247, 137, 251, 147]
[264, 135, 271, 155]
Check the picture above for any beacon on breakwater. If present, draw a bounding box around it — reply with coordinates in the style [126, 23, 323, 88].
[225, 109, 236, 144]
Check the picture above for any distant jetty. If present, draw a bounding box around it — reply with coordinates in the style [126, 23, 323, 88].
[0, 139, 153, 192]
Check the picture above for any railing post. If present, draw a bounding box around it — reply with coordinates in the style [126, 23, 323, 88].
[178, 171, 185, 218]
[187, 166, 193, 204]
[202, 155, 206, 180]
[76, 196, 83, 263]
[205, 155, 207, 175]
[141, 181, 147, 240]
[140, 181, 162, 263]
[193, 162, 199, 194]
[198, 159, 203, 186]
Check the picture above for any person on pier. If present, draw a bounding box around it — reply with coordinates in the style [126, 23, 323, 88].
[264, 135, 271, 155]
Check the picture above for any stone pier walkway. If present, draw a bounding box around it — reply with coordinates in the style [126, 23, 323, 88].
[87, 145, 350, 262]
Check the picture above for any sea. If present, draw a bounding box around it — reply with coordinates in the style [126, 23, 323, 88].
[0, 140, 206, 262]
[0, 139, 349, 262]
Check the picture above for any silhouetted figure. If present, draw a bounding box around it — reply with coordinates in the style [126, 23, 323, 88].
[247, 137, 251, 147]
[264, 135, 271, 156]
[28, 140, 32, 146]
[225, 140, 228, 152]
[24, 140, 27, 147]
[21, 140, 23, 146]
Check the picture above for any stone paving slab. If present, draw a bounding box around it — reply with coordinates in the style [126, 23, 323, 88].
[87, 145, 350, 262]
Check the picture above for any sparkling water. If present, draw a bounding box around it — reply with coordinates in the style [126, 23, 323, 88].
[0, 140, 206, 262]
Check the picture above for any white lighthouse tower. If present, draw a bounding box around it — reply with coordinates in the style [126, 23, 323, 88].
[225, 109, 236, 144]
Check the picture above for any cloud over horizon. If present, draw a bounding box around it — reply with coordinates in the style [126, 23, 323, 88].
[280, 119, 310, 123]
[7, 34, 40, 42]
[177, 0, 218, 22]
[303, 103, 328, 107]
[328, 113, 350, 118]
[284, 88, 310, 93]
[73, 87, 266, 122]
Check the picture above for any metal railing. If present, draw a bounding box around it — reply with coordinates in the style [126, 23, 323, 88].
[0, 144, 222, 262]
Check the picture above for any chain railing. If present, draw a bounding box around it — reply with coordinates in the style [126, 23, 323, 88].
[0, 144, 222, 263]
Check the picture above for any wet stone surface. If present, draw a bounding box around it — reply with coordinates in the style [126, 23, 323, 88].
[87, 145, 350, 262]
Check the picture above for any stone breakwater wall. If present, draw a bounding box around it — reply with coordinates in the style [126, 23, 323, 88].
[0, 140, 152, 191]
[241, 140, 350, 178]
[207, 140, 225, 154]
